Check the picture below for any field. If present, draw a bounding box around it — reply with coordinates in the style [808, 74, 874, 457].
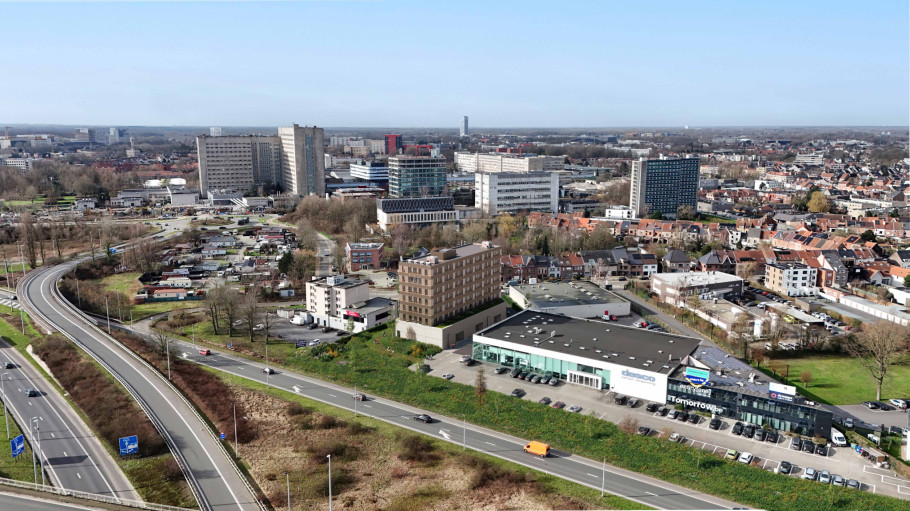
[763, 355, 910, 405]
[100, 272, 144, 296]
[217, 371, 645, 511]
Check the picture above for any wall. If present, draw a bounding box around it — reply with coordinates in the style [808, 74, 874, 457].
[396, 302, 508, 349]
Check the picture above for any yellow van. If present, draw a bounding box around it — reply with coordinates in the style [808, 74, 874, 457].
[523, 441, 550, 457]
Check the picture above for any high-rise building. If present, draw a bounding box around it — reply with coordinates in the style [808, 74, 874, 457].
[278, 124, 325, 197]
[388, 155, 447, 198]
[349, 160, 389, 182]
[398, 242, 500, 327]
[108, 127, 128, 144]
[196, 135, 281, 194]
[475, 171, 559, 215]
[73, 128, 97, 144]
[454, 152, 564, 172]
[385, 134, 403, 156]
[460, 116, 469, 137]
[210, 127, 223, 137]
[629, 157, 699, 219]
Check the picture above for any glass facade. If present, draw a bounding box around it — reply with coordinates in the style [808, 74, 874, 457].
[667, 380, 832, 438]
[473, 341, 610, 389]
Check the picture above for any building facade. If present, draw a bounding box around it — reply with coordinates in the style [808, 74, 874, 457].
[460, 116, 469, 137]
[385, 134, 403, 156]
[629, 157, 699, 218]
[304, 275, 393, 332]
[475, 171, 559, 215]
[376, 196, 479, 231]
[346, 242, 384, 271]
[765, 263, 818, 297]
[455, 152, 564, 173]
[388, 156, 447, 198]
[196, 135, 281, 194]
[278, 124, 325, 197]
[349, 161, 389, 182]
[651, 271, 744, 307]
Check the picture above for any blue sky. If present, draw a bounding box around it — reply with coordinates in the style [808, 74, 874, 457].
[1, 1, 907, 127]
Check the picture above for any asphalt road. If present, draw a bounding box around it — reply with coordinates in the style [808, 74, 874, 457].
[0, 493, 103, 511]
[0, 340, 137, 500]
[125, 328, 738, 510]
[20, 263, 261, 511]
[315, 233, 335, 277]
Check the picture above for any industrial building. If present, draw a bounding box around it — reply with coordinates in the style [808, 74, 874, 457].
[507, 281, 630, 318]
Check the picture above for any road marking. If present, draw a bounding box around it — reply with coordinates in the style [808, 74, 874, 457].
[587, 473, 598, 478]
[645, 491, 658, 496]
[363, 405, 372, 408]
[63, 451, 67, 456]
[328, 394, 337, 398]
[76, 473, 81, 479]
[50, 433, 55, 438]
[485, 442, 495, 446]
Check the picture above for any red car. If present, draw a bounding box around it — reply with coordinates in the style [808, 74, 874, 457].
[551, 401, 566, 409]
[609, 315, 617, 321]
[199, 349, 211, 356]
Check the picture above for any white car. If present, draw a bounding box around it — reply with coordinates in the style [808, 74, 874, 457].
[889, 398, 907, 410]
[737, 452, 754, 464]
[668, 433, 684, 443]
[802, 467, 818, 480]
[307, 339, 322, 347]
[818, 470, 832, 484]
[441, 373, 454, 380]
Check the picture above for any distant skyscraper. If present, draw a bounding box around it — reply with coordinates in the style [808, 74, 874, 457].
[126, 137, 141, 158]
[108, 127, 128, 144]
[196, 135, 281, 194]
[210, 127, 223, 137]
[74, 128, 96, 144]
[629, 157, 699, 219]
[278, 124, 325, 197]
[388, 155, 447, 198]
[385, 134, 403, 155]
[460, 116, 469, 137]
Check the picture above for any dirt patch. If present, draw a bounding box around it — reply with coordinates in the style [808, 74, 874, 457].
[227, 381, 597, 510]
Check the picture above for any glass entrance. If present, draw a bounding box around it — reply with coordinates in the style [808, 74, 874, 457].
[567, 370, 602, 390]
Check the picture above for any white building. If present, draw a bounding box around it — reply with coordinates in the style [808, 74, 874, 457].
[168, 187, 199, 207]
[794, 153, 824, 166]
[475, 171, 559, 215]
[376, 196, 479, 231]
[765, 263, 818, 297]
[508, 281, 630, 318]
[350, 161, 389, 181]
[455, 152, 564, 173]
[651, 271, 745, 307]
[304, 275, 393, 332]
[0, 158, 35, 173]
[210, 127, 223, 137]
[74, 198, 97, 212]
[597, 206, 635, 220]
[278, 124, 325, 197]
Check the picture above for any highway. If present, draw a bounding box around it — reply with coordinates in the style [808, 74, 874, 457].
[20, 262, 262, 511]
[0, 492, 104, 511]
[121, 321, 737, 510]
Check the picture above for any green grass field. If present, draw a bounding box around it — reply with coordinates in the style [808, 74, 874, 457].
[0, 263, 31, 276]
[763, 355, 910, 405]
[0, 402, 37, 483]
[132, 301, 196, 322]
[100, 272, 144, 296]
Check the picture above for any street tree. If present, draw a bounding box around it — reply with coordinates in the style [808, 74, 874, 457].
[807, 191, 830, 213]
[475, 367, 487, 407]
[845, 321, 910, 400]
[240, 291, 259, 343]
[219, 287, 242, 337]
[204, 285, 225, 335]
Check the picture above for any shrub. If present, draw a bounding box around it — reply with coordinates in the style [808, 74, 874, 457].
[399, 434, 438, 464]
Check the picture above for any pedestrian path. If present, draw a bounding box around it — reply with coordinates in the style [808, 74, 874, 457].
[0, 298, 22, 310]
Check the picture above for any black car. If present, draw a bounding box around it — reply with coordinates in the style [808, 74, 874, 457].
[627, 398, 640, 408]
[687, 414, 700, 425]
[547, 377, 559, 386]
[539, 376, 551, 385]
[614, 395, 628, 405]
[523, 372, 534, 381]
[815, 444, 828, 456]
[790, 437, 802, 450]
[677, 411, 689, 422]
[779, 461, 792, 474]
[657, 407, 669, 416]
[531, 375, 542, 384]
[24, 389, 38, 397]
[418, 364, 431, 373]
[494, 367, 509, 375]
[413, 414, 433, 423]
[743, 425, 756, 438]
[754, 429, 766, 442]
[802, 441, 815, 453]
[3, 362, 13, 369]
[646, 403, 660, 413]
[709, 418, 722, 430]
[510, 367, 522, 378]
[766, 431, 780, 444]
[637, 426, 651, 436]
[517, 371, 528, 379]
[732, 422, 745, 435]
[874, 402, 894, 411]
[538, 397, 551, 405]
[510, 389, 525, 398]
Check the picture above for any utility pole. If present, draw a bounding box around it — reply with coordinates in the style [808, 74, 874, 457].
[284, 471, 290, 511]
[165, 338, 171, 380]
[233, 402, 238, 458]
[1, 373, 8, 439]
[19, 309, 24, 335]
[601, 457, 605, 497]
[463, 415, 466, 451]
[31, 417, 43, 487]
[105, 296, 111, 334]
[192, 324, 196, 362]
[265, 341, 269, 388]
[75, 276, 81, 308]
[354, 385, 357, 418]
[327, 454, 333, 511]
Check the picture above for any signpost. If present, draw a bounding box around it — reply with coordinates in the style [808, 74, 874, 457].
[684, 367, 710, 388]
[295, 340, 308, 349]
[119, 435, 138, 456]
[10, 434, 24, 458]
[220, 432, 226, 440]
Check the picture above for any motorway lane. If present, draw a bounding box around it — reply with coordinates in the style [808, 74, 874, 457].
[151, 336, 736, 510]
[0, 493, 105, 511]
[0, 343, 137, 500]
[22, 265, 261, 511]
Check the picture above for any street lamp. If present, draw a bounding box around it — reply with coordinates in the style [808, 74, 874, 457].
[31, 417, 43, 488]
[165, 337, 171, 380]
[1, 373, 8, 440]
[462, 414, 466, 451]
[233, 402, 238, 458]
[327, 454, 333, 511]
[284, 471, 290, 511]
[265, 341, 270, 388]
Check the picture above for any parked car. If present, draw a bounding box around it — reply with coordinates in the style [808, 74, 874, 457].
[742, 425, 756, 438]
[530, 375, 541, 384]
[667, 409, 679, 420]
[790, 437, 802, 450]
[668, 433, 684, 443]
[862, 401, 879, 410]
[724, 449, 739, 461]
[732, 422, 744, 435]
[846, 479, 860, 490]
[551, 401, 566, 409]
[802, 467, 818, 480]
[815, 444, 828, 456]
[637, 426, 651, 436]
[818, 470, 832, 484]
[627, 398, 640, 408]
[844, 418, 854, 429]
[547, 377, 559, 386]
[754, 429, 766, 442]
[412, 414, 433, 423]
[646, 403, 659, 413]
[614, 395, 628, 405]
[802, 441, 815, 453]
[687, 414, 699, 425]
[709, 418, 722, 430]
[510, 367, 522, 378]
[888, 398, 907, 410]
[874, 401, 894, 411]
[766, 431, 780, 443]
[677, 411, 689, 422]
[567, 405, 582, 413]
[494, 367, 509, 374]
[832, 475, 846, 487]
[441, 373, 454, 380]
[510, 389, 525, 398]
[778, 461, 792, 474]
[538, 397, 552, 405]
[737, 452, 754, 464]
[657, 407, 669, 416]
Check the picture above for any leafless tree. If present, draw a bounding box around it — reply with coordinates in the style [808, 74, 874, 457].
[261, 308, 274, 346]
[220, 287, 242, 337]
[204, 285, 224, 335]
[19, 212, 38, 268]
[800, 370, 812, 388]
[618, 415, 639, 434]
[474, 368, 487, 407]
[845, 321, 910, 400]
[240, 291, 259, 343]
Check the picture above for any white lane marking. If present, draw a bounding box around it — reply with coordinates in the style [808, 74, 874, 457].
[63, 451, 67, 456]
[485, 441, 495, 446]
[328, 394, 337, 398]
[439, 430, 450, 440]
[645, 492, 658, 496]
[76, 473, 81, 479]
[363, 405, 372, 408]
[50, 433, 55, 438]
[587, 473, 598, 478]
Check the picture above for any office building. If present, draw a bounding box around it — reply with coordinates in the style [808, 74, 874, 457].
[345, 242, 384, 271]
[305, 275, 393, 333]
[376, 196, 479, 231]
[278, 124, 325, 197]
[629, 157, 699, 218]
[210, 127, 223, 137]
[455, 152, 564, 173]
[74, 128, 97, 144]
[167, 187, 199, 207]
[108, 127, 128, 144]
[385, 134, 403, 156]
[396, 242, 506, 348]
[507, 281, 630, 317]
[196, 135, 281, 194]
[349, 160, 389, 182]
[765, 263, 818, 297]
[0, 158, 34, 173]
[388, 155, 447, 198]
[460, 116, 469, 137]
[794, 153, 824, 166]
[475, 171, 559, 214]
[651, 271, 744, 307]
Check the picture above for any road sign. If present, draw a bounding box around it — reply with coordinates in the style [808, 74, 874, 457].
[684, 367, 710, 388]
[220, 431, 226, 440]
[229, 342, 233, 349]
[119, 435, 138, 456]
[109, 248, 117, 254]
[10, 435, 24, 458]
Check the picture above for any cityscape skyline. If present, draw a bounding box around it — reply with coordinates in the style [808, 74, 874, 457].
[1, 1, 906, 127]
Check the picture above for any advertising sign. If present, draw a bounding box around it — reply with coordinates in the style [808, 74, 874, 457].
[346, 311, 361, 318]
[684, 367, 710, 388]
[768, 382, 796, 403]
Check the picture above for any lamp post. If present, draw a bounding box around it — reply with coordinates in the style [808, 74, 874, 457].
[105, 296, 111, 334]
[1, 372, 8, 440]
[284, 471, 290, 511]
[601, 457, 605, 497]
[354, 385, 357, 418]
[165, 337, 171, 380]
[462, 414, 466, 451]
[19, 309, 24, 334]
[327, 454, 333, 511]
[192, 324, 196, 362]
[265, 341, 270, 388]
[31, 417, 43, 487]
[233, 402, 238, 458]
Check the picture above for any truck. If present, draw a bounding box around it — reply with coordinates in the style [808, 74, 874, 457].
[523, 441, 550, 457]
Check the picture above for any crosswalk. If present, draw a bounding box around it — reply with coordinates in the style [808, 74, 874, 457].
[0, 299, 22, 311]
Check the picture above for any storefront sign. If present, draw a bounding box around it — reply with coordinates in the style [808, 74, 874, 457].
[346, 311, 361, 318]
[667, 395, 724, 414]
[684, 367, 710, 388]
[768, 382, 796, 403]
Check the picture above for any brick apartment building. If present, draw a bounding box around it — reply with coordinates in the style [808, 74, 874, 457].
[346, 242, 384, 271]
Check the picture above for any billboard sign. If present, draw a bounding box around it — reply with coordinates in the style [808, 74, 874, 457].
[768, 382, 797, 403]
[684, 367, 710, 388]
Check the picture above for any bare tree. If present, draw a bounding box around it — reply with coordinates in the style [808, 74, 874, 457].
[19, 212, 38, 269]
[618, 415, 639, 434]
[240, 291, 259, 343]
[474, 367, 487, 407]
[800, 370, 812, 387]
[261, 309, 274, 346]
[204, 285, 224, 335]
[220, 288, 242, 337]
[845, 321, 910, 400]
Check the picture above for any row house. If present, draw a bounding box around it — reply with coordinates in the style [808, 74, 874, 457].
[500, 253, 587, 283]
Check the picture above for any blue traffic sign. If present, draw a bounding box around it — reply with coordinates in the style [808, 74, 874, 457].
[109, 248, 117, 254]
[119, 435, 138, 456]
[10, 434, 24, 458]
[220, 432, 226, 440]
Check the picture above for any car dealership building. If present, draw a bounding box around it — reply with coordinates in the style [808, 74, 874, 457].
[472, 310, 832, 438]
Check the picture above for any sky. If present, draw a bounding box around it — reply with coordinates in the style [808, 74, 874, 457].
[0, 0, 907, 127]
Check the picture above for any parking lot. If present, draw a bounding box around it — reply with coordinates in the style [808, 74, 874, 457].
[424, 350, 910, 500]
[269, 317, 346, 344]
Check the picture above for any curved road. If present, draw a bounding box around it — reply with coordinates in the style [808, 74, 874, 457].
[20, 263, 261, 511]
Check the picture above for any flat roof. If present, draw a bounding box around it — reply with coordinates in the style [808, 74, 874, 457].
[475, 310, 700, 374]
[670, 345, 794, 399]
[652, 271, 743, 287]
[408, 243, 494, 264]
[511, 281, 625, 308]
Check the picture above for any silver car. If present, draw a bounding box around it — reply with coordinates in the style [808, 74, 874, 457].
[567, 404, 582, 413]
[818, 470, 832, 484]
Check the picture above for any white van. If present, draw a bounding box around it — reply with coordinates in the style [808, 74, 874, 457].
[831, 430, 847, 447]
[290, 316, 307, 326]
